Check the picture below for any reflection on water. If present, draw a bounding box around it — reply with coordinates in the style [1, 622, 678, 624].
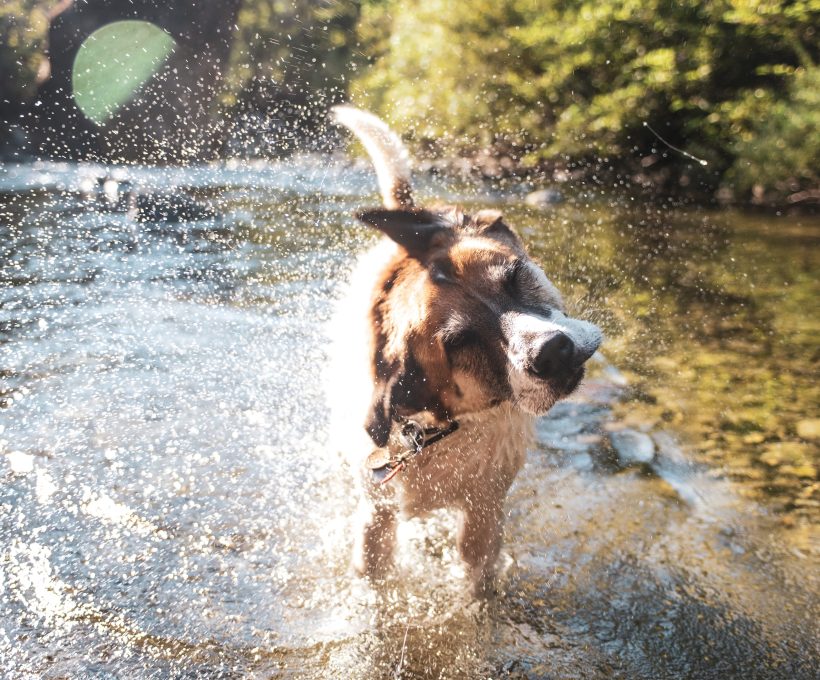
[0, 160, 817, 678]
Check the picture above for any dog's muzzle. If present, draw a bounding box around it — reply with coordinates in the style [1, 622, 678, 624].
[527, 330, 597, 387]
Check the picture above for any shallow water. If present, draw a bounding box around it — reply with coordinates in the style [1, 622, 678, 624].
[1, 159, 817, 678]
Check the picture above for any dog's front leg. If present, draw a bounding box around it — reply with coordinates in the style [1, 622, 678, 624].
[457, 501, 504, 597]
[352, 496, 397, 579]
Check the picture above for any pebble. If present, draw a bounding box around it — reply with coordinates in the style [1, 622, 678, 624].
[760, 442, 812, 466]
[610, 429, 655, 466]
[796, 419, 820, 440]
[570, 452, 594, 471]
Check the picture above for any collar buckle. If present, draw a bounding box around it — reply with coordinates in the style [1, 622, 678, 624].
[368, 418, 460, 486]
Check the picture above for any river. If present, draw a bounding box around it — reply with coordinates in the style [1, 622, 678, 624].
[1, 158, 817, 678]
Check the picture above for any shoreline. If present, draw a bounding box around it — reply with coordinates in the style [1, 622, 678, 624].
[1, 147, 818, 215]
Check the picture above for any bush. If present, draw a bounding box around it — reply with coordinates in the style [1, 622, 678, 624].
[729, 65, 820, 201]
[352, 0, 820, 199]
[0, 1, 49, 108]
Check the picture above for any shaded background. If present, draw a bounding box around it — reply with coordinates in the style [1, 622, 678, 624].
[1, 0, 818, 206]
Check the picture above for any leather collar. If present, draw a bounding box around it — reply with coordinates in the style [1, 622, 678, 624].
[366, 417, 460, 485]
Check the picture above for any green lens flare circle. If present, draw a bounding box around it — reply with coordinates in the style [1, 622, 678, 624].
[72, 20, 176, 126]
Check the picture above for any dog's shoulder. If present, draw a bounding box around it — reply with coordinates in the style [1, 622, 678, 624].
[325, 238, 399, 462]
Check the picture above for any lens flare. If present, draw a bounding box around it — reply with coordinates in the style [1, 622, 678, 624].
[72, 20, 176, 126]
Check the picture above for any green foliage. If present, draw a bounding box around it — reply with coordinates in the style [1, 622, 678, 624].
[2, 0, 818, 199]
[352, 0, 820, 197]
[729, 66, 820, 198]
[221, 0, 359, 108]
[0, 0, 49, 105]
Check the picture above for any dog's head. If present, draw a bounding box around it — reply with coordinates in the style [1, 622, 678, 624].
[361, 207, 602, 447]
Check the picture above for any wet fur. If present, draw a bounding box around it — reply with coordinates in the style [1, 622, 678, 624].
[329, 107, 601, 596]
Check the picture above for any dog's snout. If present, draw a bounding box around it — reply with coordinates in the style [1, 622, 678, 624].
[530, 332, 575, 378]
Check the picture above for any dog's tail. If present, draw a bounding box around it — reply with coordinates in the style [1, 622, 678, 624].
[331, 105, 414, 209]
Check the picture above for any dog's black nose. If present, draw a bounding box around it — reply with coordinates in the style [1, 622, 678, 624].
[531, 332, 575, 377]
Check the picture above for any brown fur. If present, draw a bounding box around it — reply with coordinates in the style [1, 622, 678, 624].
[361, 208, 556, 445]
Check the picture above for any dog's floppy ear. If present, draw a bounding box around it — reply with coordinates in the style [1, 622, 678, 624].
[356, 208, 450, 258]
[471, 209, 520, 239]
[365, 350, 444, 447]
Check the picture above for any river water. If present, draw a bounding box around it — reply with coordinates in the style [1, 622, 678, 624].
[1, 159, 817, 678]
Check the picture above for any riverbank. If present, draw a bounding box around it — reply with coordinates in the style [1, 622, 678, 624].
[412, 151, 820, 214]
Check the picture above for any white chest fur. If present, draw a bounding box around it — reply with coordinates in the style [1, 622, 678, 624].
[397, 404, 534, 516]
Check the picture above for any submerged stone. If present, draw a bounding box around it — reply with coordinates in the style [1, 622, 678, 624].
[779, 463, 817, 479]
[796, 419, 820, 441]
[570, 451, 595, 471]
[760, 442, 813, 467]
[525, 188, 564, 206]
[610, 429, 655, 466]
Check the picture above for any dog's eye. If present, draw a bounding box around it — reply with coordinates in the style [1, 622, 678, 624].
[429, 259, 456, 284]
[444, 329, 479, 351]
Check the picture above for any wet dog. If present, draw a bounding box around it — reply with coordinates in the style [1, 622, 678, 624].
[329, 106, 602, 596]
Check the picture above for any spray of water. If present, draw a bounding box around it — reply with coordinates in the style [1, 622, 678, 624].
[643, 121, 708, 166]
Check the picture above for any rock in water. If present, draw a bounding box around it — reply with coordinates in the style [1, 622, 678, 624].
[525, 188, 564, 207]
[796, 419, 820, 440]
[610, 429, 655, 466]
[134, 192, 216, 223]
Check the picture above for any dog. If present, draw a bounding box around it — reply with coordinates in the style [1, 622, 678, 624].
[328, 106, 602, 596]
